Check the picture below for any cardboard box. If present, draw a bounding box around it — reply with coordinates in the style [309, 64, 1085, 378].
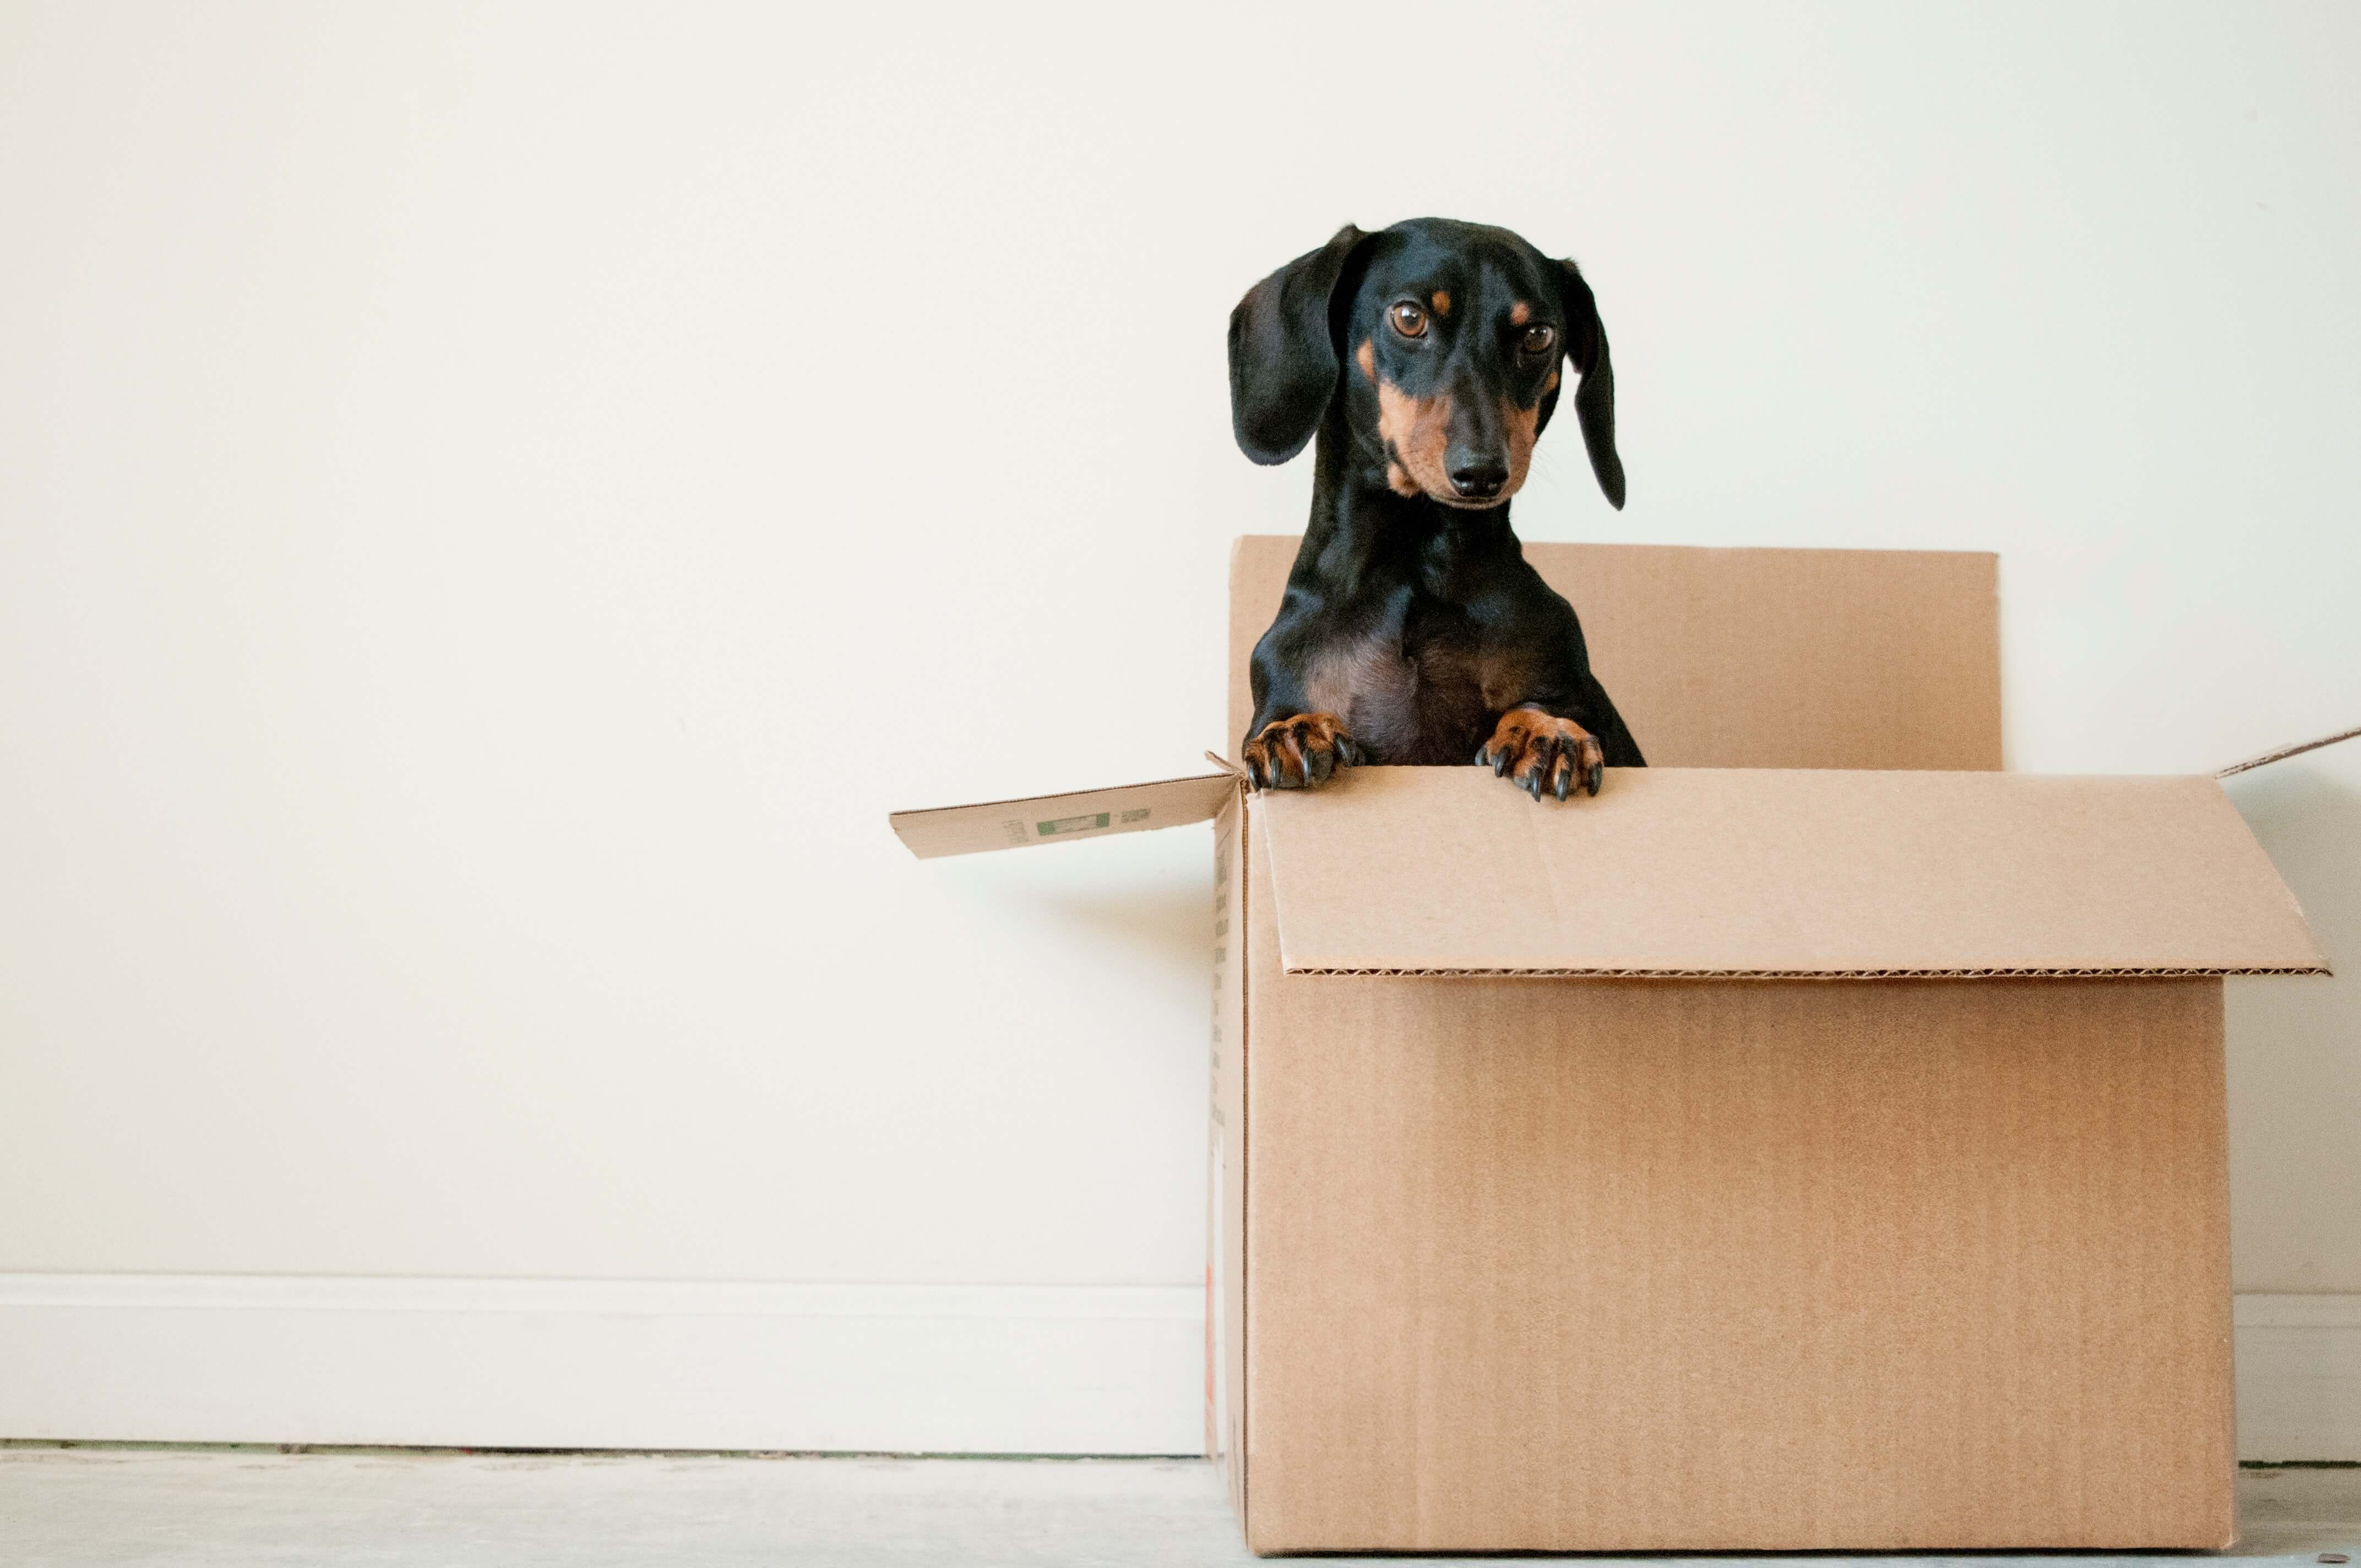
[891, 538, 2328, 1555]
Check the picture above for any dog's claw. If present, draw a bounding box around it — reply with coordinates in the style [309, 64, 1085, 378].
[1241, 712, 1357, 793]
[1482, 707, 1607, 805]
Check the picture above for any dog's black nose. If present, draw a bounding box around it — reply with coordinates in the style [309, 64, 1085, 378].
[1449, 461, 1508, 499]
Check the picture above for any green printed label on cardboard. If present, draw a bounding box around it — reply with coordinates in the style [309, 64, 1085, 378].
[1037, 812, 1112, 837]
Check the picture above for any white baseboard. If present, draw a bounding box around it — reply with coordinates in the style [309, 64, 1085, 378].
[2234, 1293, 2361, 1462]
[2, 1278, 2353, 1460]
[0, 1275, 1205, 1455]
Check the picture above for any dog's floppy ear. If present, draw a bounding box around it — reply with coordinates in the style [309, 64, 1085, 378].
[1228, 224, 1368, 465]
[1552, 258, 1626, 510]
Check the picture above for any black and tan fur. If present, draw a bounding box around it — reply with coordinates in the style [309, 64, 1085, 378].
[1230, 217, 1642, 801]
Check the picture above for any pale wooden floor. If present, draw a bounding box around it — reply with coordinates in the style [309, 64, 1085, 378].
[2, 1446, 2357, 1566]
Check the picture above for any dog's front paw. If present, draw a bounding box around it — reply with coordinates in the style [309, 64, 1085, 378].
[1243, 712, 1362, 790]
[1477, 706, 1603, 801]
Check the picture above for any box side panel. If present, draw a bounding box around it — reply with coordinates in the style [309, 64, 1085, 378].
[1207, 796, 1249, 1523]
[1554, 542, 2000, 771]
[1224, 537, 2001, 773]
[1244, 972, 2234, 1554]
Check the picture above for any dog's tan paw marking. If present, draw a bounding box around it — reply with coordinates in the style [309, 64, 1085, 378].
[1476, 706, 1603, 801]
[1242, 712, 1363, 791]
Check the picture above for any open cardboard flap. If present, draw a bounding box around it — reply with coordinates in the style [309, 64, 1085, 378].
[1255, 765, 2328, 978]
[889, 771, 1237, 859]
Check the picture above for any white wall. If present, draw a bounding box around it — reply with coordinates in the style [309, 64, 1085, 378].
[2, 0, 2358, 1447]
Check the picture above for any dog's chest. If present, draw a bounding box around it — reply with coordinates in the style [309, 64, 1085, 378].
[1299, 608, 1524, 766]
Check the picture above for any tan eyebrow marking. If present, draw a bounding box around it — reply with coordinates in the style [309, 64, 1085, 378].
[1355, 339, 1375, 379]
[1509, 300, 1531, 325]
[1430, 290, 1451, 316]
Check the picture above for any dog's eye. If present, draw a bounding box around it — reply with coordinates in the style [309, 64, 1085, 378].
[1389, 302, 1428, 338]
[1521, 324, 1556, 356]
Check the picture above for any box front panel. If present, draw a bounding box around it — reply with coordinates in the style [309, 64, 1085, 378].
[1241, 945, 2233, 1553]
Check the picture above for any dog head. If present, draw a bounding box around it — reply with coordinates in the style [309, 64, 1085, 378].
[1227, 217, 1623, 510]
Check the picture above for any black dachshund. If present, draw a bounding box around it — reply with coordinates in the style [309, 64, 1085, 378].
[1230, 217, 1643, 801]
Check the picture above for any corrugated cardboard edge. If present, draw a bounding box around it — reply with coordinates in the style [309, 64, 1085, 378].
[1284, 963, 2329, 978]
[1205, 753, 1248, 1499]
[2217, 722, 2361, 778]
[1219, 788, 1253, 1539]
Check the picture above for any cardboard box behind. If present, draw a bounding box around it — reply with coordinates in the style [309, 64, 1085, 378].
[895, 539, 2326, 1555]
